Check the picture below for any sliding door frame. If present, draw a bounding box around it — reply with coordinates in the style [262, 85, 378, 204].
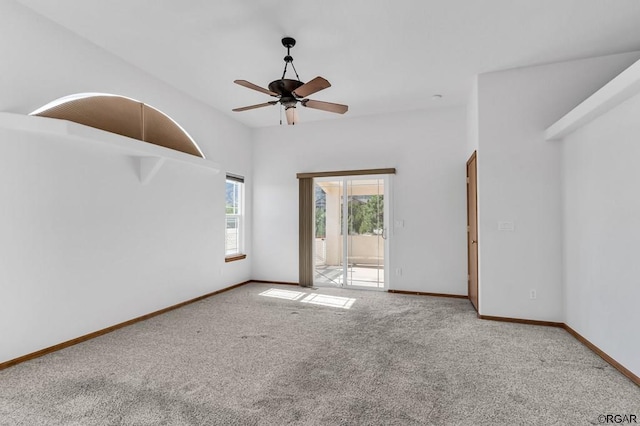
[297, 168, 395, 289]
[342, 174, 390, 290]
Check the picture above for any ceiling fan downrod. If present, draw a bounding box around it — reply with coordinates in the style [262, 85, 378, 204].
[280, 37, 300, 81]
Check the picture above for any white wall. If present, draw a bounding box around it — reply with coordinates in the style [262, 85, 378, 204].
[252, 107, 468, 295]
[0, 1, 252, 363]
[466, 76, 479, 159]
[475, 51, 640, 321]
[562, 92, 640, 378]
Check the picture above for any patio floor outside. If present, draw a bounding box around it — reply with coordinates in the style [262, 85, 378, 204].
[314, 264, 384, 288]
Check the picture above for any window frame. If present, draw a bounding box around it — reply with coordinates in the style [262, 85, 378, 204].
[225, 174, 246, 262]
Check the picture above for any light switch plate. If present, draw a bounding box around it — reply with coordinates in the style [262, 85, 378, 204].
[395, 220, 404, 228]
[498, 221, 515, 231]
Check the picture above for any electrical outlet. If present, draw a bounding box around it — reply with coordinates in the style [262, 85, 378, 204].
[529, 289, 536, 300]
[395, 268, 402, 276]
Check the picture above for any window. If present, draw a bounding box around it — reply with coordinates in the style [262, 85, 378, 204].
[225, 174, 245, 261]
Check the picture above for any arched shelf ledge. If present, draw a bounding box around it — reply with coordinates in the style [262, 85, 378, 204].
[0, 113, 219, 184]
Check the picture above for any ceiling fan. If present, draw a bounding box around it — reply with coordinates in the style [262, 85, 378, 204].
[232, 37, 348, 125]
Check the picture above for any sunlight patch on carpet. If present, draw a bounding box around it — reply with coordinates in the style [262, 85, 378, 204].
[258, 288, 356, 309]
[300, 294, 356, 309]
[259, 288, 305, 300]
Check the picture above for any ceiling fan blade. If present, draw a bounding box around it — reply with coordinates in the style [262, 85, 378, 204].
[234, 80, 279, 97]
[302, 99, 348, 114]
[293, 76, 331, 98]
[232, 101, 278, 112]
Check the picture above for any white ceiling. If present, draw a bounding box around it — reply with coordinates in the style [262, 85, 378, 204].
[16, 0, 640, 128]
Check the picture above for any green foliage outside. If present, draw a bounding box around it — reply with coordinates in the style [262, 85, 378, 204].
[315, 194, 383, 238]
[348, 195, 384, 235]
[315, 207, 326, 238]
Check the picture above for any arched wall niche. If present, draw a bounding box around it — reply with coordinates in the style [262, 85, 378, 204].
[31, 93, 204, 158]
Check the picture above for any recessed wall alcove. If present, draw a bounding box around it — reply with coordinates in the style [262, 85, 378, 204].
[22, 93, 218, 184]
[31, 93, 205, 158]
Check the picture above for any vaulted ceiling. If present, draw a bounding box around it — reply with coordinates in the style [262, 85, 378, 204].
[17, 0, 640, 127]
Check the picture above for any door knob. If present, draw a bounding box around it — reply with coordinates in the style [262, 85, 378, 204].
[471, 240, 477, 244]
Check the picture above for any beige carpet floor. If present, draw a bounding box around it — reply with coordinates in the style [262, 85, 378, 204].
[1, 282, 638, 425]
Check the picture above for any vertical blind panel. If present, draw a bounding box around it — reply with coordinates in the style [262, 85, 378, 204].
[299, 178, 314, 287]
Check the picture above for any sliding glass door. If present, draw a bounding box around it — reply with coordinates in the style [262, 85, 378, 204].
[314, 176, 388, 289]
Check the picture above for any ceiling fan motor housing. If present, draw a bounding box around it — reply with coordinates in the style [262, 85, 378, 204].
[268, 78, 304, 100]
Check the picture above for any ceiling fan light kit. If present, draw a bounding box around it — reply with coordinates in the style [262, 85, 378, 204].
[285, 106, 299, 125]
[233, 37, 348, 125]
